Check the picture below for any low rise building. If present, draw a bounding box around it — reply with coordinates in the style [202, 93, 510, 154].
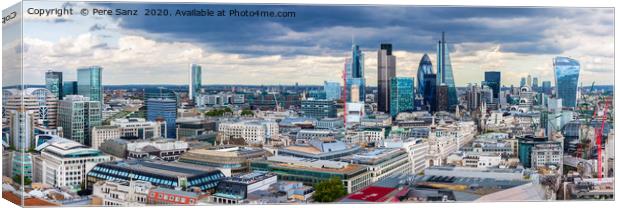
[87, 160, 226, 192]
[36, 135, 112, 190]
[211, 171, 278, 204]
[250, 155, 372, 193]
[341, 148, 412, 182]
[218, 120, 279, 145]
[178, 145, 267, 175]
[91, 180, 151, 206]
[277, 138, 360, 160]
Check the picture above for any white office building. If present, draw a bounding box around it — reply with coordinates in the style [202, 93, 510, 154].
[37, 135, 112, 190]
[92, 180, 152, 206]
[218, 120, 279, 145]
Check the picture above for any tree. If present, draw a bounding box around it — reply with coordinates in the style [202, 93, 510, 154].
[240, 109, 254, 117]
[312, 177, 347, 202]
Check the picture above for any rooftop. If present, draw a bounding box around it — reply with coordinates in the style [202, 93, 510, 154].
[99, 160, 219, 178]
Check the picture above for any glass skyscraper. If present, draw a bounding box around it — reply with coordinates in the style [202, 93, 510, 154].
[345, 44, 365, 103]
[436, 32, 458, 108]
[416, 53, 433, 97]
[323, 81, 341, 101]
[45, 71, 62, 99]
[553, 56, 581, 108]
[390, 77, 414, 117]
[484, 71, 501, 99]
[62, 81, 78, 98]
[77, 66, 103, 103]
[58, 95, 102, 146]
[423, 74, 437, 112]
[377, 43, 396, 113]
[189, 63, 202, 102]
[542, 81, 552, 95]
[146, 98, 177, 138]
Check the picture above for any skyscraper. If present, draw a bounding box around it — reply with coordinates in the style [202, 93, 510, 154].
[542, 81, 552, 95]
[423, 74, 437, 112]
[45, 71, 63, 99]
[553, 57, 581, 108]
[533, 77, 539, 90]
[146, 98, 177, 138]
[77, 66, 103, 103]
[377, 43, 396, 113]
[416, 54, 433, 97]
[344, 44, 366, 103]
[389, 77, 414, 117]
[520, 77, 526, 87]
[58, 95, 102, 146]
[63, 81, 78, 98]
[527, 74, 532, 87]
[323, 81, 341, 101]
[484, 71, 501, 99]
[436, 32, 458, 108]
[189, 64, 202, 102]
[436, 84, 449, 112]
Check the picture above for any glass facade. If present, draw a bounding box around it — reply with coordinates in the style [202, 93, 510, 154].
[484, 71, 501, 99]
[436, 33, 458, 108]
[77, 66, 103, 103]
[300, 99, 337, 119]
[62, 81, 78, 98]
[345, 44, 366, 102]
[377, 43, 396, 113]
[189, 64, 202, 102]
[323, 81, 341, 101]
[416, 53, 433, 97]
[553, 56, 580, 108]
[390, 77, 414, 117]
[45, 71, 62, 99]
[146, 98, 177, 138]
[58, 96, 102, 146]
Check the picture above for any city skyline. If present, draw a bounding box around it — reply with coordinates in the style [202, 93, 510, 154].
[5, 2, 614, 87]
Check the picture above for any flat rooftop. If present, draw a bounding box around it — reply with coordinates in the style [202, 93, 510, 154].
[101, 160, 219, 178]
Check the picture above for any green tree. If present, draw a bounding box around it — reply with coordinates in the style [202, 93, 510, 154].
[312, 177, 347, 202]
[240, 109, 254, 117]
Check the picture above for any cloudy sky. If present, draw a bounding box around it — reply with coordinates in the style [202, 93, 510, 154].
[12, 1, 614, 86]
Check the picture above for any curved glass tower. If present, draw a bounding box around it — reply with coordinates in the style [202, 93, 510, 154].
[553, 56, 580, 108]
[416, 53, 434, 97]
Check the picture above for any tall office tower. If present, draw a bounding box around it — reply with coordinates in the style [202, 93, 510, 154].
[484, 71, 501, 99]
[145, 87, 180, 107]
[77, 66, 103, 103]
[58, 95, 102, 146]
[146, 98, 177, 139]
[533, 77, 539, 90]
[389, 77, 414, 117]
[416, 54, 434, 97]
[63, 81, 78, 98]
[542, 81, 552, 95]
[8, 110, 35, 151]
[189, 63, 202, 102]
[527, 74, 532, 87]
[45, 71, 63, 99]
[436, 32, 458, 108]
[423, 74, 437, 112]
[377, 43, 396, 113]
[466, 84, 481, 111]
[520, 77, 526, 87]
[323, 81, 341, 101]
[436, 84, 449, 112]
[553, 57, 581, 108]
[344, 44, 366, 102]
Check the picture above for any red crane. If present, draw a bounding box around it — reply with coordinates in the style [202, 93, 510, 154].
[596, 96, 610, 181]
